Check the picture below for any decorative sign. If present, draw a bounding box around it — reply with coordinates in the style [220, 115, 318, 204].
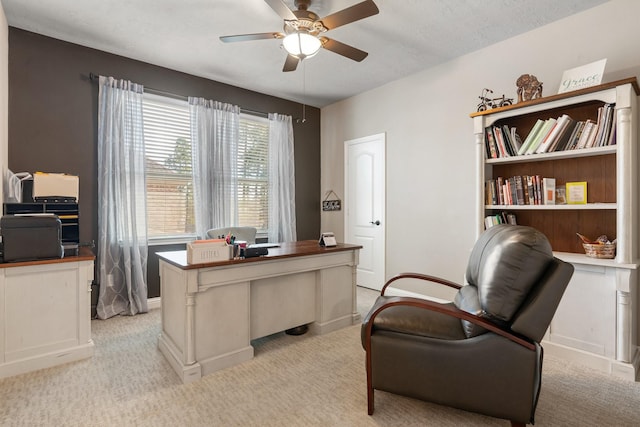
[566, 181, 587, 204]
[322, 200, 341, 211]
[318, 232, 337, 247]
[322, 190, 342, 211]
[558, 59, 607, 94]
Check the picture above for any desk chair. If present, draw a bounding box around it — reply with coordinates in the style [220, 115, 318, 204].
[206, 227, 257, 245]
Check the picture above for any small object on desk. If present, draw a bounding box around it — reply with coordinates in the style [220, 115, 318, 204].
[186, 239, 230, 264]
[244, 246, 268, 258]
[249, 242, 280, 249]
[318, 232, 337, 247]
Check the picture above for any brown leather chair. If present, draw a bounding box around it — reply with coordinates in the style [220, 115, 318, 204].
[361, 225, 574, 426]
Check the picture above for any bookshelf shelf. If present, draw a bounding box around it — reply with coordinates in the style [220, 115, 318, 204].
[485, 145, 616, 164]
[485, 203, 616, 210]
[472, 78, 639, 380]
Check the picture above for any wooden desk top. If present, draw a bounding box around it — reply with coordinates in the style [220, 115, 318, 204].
[157, 240, 362, 270]
[0, 247, 95, 269]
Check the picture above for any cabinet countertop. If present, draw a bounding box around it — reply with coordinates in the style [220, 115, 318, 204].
[0, 247, 95, 269]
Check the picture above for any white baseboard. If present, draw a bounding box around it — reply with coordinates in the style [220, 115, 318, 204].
[148, 297, 161, 310]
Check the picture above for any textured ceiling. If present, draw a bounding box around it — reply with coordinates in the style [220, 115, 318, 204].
[2, 0, 608, 107]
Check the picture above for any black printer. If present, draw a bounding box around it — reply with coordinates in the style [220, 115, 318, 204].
[0, 215, 64, 262]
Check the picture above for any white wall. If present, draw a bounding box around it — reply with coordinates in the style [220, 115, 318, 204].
[321, 0, 640, 294]
[0, 4, 7, 203]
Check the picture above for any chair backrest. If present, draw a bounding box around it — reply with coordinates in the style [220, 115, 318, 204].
[454, 225, 573, 341]
[206, 226, 257, 245]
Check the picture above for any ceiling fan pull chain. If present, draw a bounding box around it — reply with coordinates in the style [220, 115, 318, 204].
[301, 61, 307, 123]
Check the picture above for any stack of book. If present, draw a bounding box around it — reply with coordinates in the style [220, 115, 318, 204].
[484, 103, 616, 158]
[486, 176, 556, 206]
[484, 125, 523, 159]
[484, 212, 517, 229]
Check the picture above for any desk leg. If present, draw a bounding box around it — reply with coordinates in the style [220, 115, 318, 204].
[185, 294, 196, 365]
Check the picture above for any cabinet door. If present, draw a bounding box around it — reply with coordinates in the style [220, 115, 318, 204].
[3, 263, 82, 361]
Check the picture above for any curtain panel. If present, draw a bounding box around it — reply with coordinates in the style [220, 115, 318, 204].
[268, 113, 297, 242]
[189, 98, 241, 239]
[96, 76, 149, 320]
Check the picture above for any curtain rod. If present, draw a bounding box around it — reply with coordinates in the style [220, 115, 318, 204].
[88, 72, 269, 118]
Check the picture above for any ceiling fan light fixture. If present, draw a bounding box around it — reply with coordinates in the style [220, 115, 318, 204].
[283, 31, 321, 58]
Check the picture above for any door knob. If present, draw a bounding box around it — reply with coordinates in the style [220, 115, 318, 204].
[370, 220, 381, 226]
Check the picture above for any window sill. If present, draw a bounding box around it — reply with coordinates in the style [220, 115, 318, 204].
[148, 235, 196, 246]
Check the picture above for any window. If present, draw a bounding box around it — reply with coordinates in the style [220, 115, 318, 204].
[142, 93, 270, 239]
[237, 116, 269, 232]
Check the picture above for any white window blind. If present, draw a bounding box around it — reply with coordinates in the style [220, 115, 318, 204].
[238, 116, 269, 233]
[142, 93, 270, 238]
[142, 94, 195, 238]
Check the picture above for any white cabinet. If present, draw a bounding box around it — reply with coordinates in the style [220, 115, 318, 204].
[0, 253, 95, 379]
[471, 78, 639, 380]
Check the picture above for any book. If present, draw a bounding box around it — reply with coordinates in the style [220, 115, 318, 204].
[542, 178, 556, 205]
[500, 125, 516, 155]
[606, 109, 617, 146]
[538, 114, 572, 153]
[565, 121, 585, 150]
[515, 175, 525, 205]
[526, 175, 535, 205]
[575, 120, 595, 149]
[518, 119, 545, 155]
[595, 103, 615, 147]
[509, 126, 523, 153]
[551, 118, 578, 152]
[526, 118, 557, 154]
[492, 126, 509, 157]
[533, 175, 542, 205]
[485, 127, 498, 158]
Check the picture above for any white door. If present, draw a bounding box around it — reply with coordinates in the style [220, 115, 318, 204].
[345, 133, 385, 290]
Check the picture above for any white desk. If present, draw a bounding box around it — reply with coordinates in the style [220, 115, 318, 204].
[157, 240, 361, 383]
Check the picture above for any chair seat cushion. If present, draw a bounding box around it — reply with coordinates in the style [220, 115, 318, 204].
[366, 296, 467, 341]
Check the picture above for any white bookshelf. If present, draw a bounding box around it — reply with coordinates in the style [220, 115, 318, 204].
[472, 78, 640, 380]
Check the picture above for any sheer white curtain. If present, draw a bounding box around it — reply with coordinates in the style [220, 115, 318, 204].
[268, 113, 297, 242]
[96, 76, 148, 320]
[189, 97, 241, 238]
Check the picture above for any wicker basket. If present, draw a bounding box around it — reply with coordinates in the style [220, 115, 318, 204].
[582, 243, 616, 259]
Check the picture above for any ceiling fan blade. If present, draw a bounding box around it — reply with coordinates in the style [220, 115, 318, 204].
[264, 0, 298, 21]
[321, 37, 368, 62]
[283, 54, 300, 72]
[320, 0, 379, 31]
[220, 32, 284, 43]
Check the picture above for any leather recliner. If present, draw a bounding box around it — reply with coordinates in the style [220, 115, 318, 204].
[361, 225, 574, 426]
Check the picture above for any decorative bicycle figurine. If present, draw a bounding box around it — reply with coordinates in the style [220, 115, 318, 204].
[477, 88, 513, 111]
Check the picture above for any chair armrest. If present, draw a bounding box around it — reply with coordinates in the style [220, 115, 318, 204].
[381, 272, 462, 296]
[363, 295, 535, 351]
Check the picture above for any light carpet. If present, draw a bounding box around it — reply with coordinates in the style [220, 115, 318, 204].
[1, 287, 639, 426]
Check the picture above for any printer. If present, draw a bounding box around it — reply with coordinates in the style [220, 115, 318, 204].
[0, 215, 64, 262]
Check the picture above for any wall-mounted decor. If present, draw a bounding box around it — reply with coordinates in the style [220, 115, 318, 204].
[322, 190, 342, 211]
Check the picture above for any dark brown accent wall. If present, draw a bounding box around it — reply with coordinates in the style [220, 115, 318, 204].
[7, 28, 321, 305]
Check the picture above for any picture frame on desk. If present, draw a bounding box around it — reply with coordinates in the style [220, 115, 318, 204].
[566, 181, 587, 204]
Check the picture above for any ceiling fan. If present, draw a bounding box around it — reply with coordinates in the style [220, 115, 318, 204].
[220, 0, 379, 72]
